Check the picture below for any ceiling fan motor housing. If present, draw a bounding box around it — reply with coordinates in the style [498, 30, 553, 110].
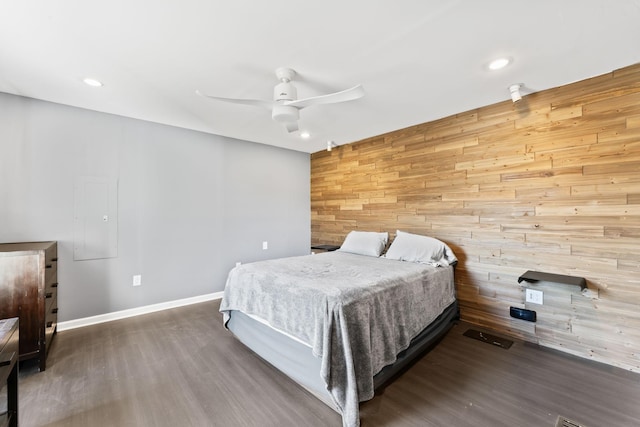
[274, 81, 297, 102]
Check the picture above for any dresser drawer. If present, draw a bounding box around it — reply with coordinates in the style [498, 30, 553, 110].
[45, 289, 57, 313]
[45, 283, 57, 299]
[45, 322, 57, 348]
[45, 305, 57, 348]
[46, 277, 59, 293]
[45, 243, 57, 264]
[45, 272, 58, 350]
[45, 260, 57, 287]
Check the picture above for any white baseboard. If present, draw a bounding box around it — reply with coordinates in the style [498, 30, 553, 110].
[57, 291, 224, 331]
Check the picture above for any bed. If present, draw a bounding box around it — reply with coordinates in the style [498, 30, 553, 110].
[219, 230, 459, 427]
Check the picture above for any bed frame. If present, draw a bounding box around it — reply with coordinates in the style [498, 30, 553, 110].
[226, 299, 459, 410]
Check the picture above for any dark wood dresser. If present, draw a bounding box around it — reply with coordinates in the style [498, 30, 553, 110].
[0, 241, 58, 371]
[0, 318, 18, 427]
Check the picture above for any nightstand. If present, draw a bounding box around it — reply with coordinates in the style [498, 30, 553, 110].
[311, 244, 340, 253]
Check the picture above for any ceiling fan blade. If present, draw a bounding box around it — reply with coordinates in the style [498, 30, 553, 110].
[195, 90, 273, 109]
[284, 121, 299, 133]
[285, 84, 364, 109]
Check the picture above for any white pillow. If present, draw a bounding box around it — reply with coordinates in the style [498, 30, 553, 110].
[337, 231, 388, 257]
[385, 230, 457, 266]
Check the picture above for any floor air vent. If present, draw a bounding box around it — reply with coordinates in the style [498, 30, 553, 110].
[463, 329, 513, 349]
[556, 416, 587, 427]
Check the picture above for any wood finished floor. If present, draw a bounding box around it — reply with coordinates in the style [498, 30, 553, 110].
[19, 300, 640, 427]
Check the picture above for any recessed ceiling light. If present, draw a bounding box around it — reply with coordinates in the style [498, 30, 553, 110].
[83, 77, 103, 87]
[488, 57, 511, 71]
[300, 131, 310, 139]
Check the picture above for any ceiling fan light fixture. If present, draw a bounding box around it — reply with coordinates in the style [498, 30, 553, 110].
[272, 104, 299, 123]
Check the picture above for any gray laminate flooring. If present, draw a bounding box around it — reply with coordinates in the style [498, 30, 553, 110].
[19, 300, 640, 426]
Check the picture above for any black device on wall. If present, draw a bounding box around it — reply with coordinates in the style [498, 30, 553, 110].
[510, 306, 537, 322]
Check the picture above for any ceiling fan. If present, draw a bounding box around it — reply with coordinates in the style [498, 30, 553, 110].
[196, 67, 364, 133]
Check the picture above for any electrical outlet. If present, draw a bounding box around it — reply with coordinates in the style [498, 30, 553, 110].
[262, 241, 268, 250]
[525, 288, 543, 305]
[133, 274, 142, 287]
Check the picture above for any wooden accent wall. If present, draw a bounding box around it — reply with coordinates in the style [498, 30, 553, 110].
[311, 63, 640, 372]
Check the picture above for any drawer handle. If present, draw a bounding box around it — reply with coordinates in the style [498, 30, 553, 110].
[47, 321, 54, 328]
[52, 308, 58, 314]
[52, 283, 59, 288]
[52, 258, 58, 261]
[46, 292, 53, 298]
[46, 264, 52, 268]
[0, 352, 15, 367]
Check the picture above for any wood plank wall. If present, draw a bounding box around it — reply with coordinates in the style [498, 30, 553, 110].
[310, 63, 640, 372]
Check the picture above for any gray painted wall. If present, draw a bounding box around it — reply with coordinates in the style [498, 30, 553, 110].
[0, 92, 310, 321]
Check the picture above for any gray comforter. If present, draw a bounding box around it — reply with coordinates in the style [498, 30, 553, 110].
[219, 251, 456, 427]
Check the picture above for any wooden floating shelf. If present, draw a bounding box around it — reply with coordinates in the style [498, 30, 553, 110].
[517, 270, 587, 290]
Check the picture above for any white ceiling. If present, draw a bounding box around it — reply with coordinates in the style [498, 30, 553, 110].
[2, 1, 639, 153]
